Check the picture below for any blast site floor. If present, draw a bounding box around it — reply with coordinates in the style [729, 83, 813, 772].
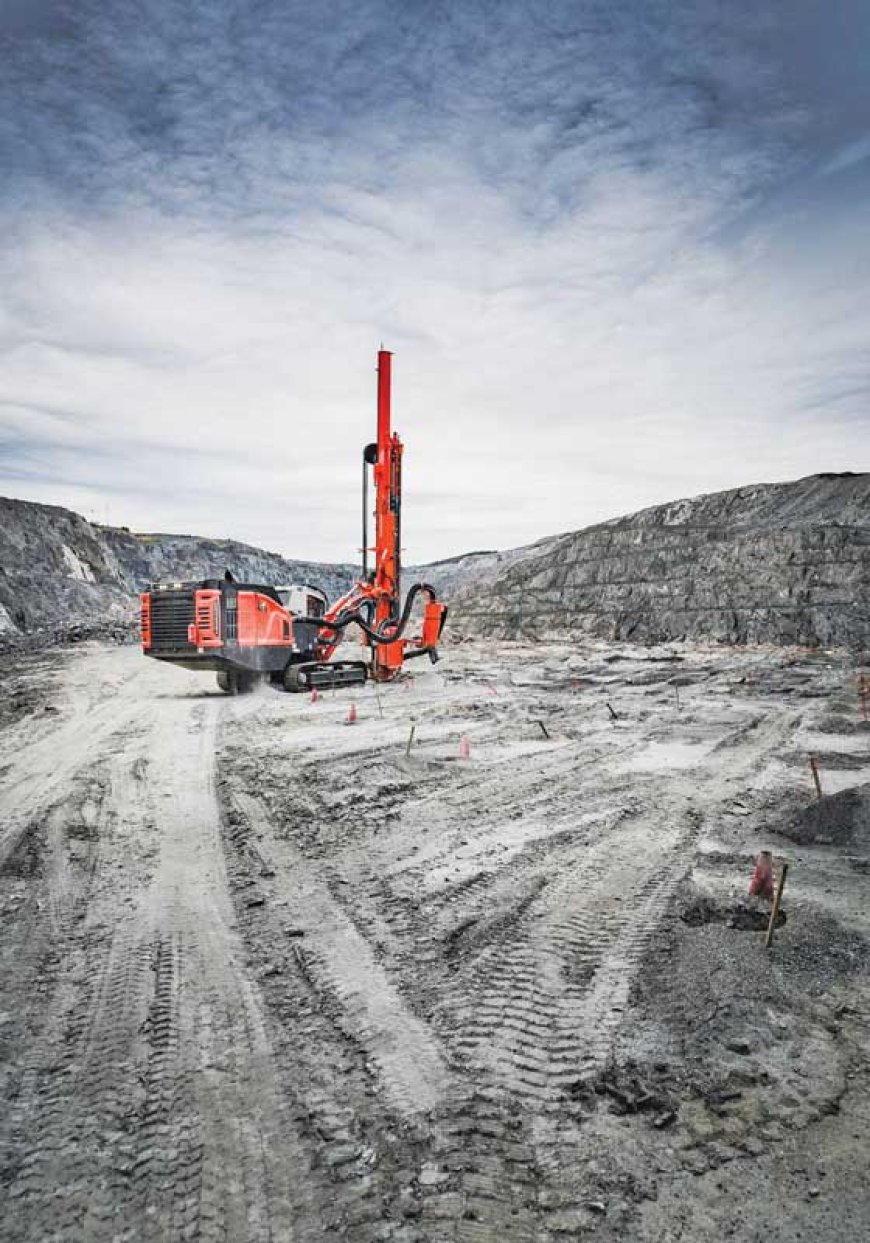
[0, 638, 868, 1242]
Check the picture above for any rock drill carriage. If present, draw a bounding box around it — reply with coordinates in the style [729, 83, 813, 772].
[140, 351, 447, 693]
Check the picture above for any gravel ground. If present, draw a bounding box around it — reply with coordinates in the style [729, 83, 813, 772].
[0, 638, 867, 1241]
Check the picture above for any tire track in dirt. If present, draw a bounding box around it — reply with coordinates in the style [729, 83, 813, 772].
[0, 656, 313, 1242]
[411, 1095, 542, 1242]
[430, 706, 804, 1104]
[436, 804, 700, 1104]
[120, 693, 312, 1242]
[0, 743, 123, 1240]
[202, 644, 836, 1240]
[215, 704, 665, 1239]
[219, 768, 551, 1243]
[223, 786, 451, 1118]
[0, 651, 153, 870]
[218, 773, 413, 1240]
[1, 642, 828, 1242]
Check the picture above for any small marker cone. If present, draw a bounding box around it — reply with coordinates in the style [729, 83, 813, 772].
[347, 702, 358, 725]
[459, 734, 471, 759]
[310, 689, 319, 704]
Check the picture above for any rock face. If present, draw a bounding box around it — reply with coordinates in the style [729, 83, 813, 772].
[444, 474, 869, 650]
[101, 528, 355, 601]
[0, 498, 133, 636]
[2, 471, 866, 650]
[406, 541, 563, 599]
[0, 497, 355, 643]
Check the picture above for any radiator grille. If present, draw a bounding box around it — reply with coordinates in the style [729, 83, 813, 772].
[149, 591, 195, 649]
[196, 599, 217, 638]
[225, 597, 238, 640]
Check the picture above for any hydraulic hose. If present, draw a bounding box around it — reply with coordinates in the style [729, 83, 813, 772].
[295, 582, 441, 647]
[295, 595, 375, 635]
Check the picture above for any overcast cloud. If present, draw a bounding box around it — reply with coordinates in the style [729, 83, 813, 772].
[1, 0, 868, 562]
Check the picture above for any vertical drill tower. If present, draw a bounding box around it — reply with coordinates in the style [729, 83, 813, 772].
[371, 349, 405, 680]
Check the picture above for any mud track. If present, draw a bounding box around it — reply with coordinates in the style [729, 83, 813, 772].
[1, 640, 868, 1241]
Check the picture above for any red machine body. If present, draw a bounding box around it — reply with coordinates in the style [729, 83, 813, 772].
[141, 351, 447, 693]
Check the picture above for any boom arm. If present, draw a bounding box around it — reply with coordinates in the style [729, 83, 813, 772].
[297, 349, 447, 678]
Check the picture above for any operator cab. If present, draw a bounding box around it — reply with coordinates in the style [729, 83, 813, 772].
[274, 584, 328, 619]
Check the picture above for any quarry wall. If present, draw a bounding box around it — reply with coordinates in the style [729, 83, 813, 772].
[442, 474, 869, 649]
[2, 472, 866, 648]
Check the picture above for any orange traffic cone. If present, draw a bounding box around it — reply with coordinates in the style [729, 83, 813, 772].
[459, 734, 471, 759]
[346, 703, 358, 725]
[748, 851, 774, 900]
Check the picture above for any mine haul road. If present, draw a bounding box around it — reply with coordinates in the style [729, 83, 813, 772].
[0, 639, 868, 1242]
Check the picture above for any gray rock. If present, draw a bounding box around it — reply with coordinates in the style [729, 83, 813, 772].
[103, 526, 355, 600]
[0, 495, 356, 648]
[436, 473, 869, 650]
[4, 471, 867, 653]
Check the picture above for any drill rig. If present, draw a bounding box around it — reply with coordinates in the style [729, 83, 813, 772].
[140, 350, 447, 693]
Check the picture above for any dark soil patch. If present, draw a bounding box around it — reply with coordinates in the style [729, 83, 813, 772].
[0, 822, 46, 878]
[779, 783, 869, 848]
[678, 890, 785, 932]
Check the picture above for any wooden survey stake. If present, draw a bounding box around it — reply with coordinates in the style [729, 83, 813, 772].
[765, 861, 789, 949]
[808, 755, 822, 801]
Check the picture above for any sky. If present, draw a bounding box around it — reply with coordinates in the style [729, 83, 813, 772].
[1, 1, 868, 564]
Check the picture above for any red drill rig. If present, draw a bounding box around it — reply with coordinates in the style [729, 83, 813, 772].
[140, 350, 447, 693]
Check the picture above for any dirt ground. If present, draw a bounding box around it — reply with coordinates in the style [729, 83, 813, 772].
[0, 637, 868, 1242]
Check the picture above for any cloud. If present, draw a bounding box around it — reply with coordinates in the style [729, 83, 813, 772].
[0, 1, 867, 562]
[819, 134, 870, 177]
